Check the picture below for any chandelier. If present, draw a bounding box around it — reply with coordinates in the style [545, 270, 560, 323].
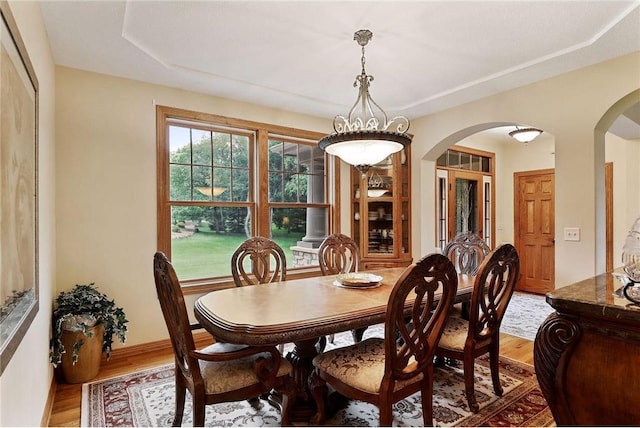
[509, 127, 542, 143]
[318, 29, 411, 175]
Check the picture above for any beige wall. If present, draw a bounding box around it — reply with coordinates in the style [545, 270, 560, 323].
[0, 1, 56, 426]
[410, 52, 640, 287]
[54, 67, 333, 349]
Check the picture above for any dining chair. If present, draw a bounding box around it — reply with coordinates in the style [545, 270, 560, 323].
[230, 236, 287, 353]
[317, 233, 360, 275]
[317, 233, 366, 344]
[153, 251, 295, 426]
[444, 232, 492, 320]
[309, 253, 458, 426]
[231, 236, 287, 286]
[434, 243, 520, 413]
[443, 231, 491, 275]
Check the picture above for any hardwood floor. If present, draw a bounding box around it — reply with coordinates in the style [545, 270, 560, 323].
[48, 347, 175, 427]
[47, 332, 534, 426]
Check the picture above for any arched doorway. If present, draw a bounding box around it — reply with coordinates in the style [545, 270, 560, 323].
[426, 123, 555, 294]
[596, 89, 640, 272]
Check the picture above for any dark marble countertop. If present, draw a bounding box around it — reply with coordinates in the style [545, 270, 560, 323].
[546, 271, 640, 324]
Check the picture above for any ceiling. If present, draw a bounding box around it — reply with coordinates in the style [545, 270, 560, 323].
[39, 1, 640, 138]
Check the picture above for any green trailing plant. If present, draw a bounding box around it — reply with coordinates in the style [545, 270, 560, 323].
[49, 283, 128, 366]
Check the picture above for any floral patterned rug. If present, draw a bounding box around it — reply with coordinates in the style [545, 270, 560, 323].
[82, 326, 552, 427]
[502, 291, 555, 341]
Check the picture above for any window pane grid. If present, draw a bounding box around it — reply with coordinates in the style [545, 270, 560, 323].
[160, 108, 334, 286]
[267, 138, 326, 205]
[169, 125, 252, 203]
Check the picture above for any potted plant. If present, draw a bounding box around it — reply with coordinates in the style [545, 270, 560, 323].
[49, 283, 128, 383]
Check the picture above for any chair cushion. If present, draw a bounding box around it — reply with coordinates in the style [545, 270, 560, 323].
[198, 342, 292, 394]
[312, 338, 422, 394]
[437, 314, 468, 351]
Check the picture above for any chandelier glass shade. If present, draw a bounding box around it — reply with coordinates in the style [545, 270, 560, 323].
[196, 187, 226, 197]
[318, 29, 411, 175]
[508, 127, 542, 143]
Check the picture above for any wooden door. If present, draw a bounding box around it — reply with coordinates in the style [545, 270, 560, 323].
[514, 169, 555, 294]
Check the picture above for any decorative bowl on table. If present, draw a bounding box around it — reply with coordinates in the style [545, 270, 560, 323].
[335, 272, 383, 288]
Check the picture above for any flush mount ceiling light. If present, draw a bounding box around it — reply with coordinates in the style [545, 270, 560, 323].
[509, 127, 543, 143]
[318, 29, 411, 175]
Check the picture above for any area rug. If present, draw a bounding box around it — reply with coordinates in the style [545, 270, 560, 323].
[501, 292, 555, 341]
[82, 330, 552, 427]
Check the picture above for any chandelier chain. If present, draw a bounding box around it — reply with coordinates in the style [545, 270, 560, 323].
[318, 29, 412, 175]
[333, 30, 409, 135]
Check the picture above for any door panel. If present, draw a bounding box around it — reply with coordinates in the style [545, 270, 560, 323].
[515, 170, 555, 294]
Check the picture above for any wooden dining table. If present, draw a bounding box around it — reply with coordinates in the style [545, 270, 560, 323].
[194, 267, 475, 422]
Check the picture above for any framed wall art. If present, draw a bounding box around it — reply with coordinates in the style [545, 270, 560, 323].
[0, 1, 39, 375]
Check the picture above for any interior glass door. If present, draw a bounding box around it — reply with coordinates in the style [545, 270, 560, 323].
[449, 171, 483, 239]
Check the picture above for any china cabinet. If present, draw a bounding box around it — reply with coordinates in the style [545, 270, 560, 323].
[350, 148, 411, 269]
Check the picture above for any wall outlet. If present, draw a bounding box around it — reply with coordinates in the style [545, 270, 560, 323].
[564, 227, 580, 241]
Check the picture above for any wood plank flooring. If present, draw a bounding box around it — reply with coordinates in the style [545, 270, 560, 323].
[47, 333, 534, 426]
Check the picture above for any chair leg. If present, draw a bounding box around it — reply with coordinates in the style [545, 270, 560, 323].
[247, 396, 261, 408]
[308, 370, 327, 425]
[351, 327, 367, 343]
[173, 375, 186, 427]
[379, 403, 393, 426]
[316, 336, 327, 353]
[192, 395, 206, 427]
[461, 301, 471, 320]
[489, 341, 504, 396]
[421, 366, 435, 427]
[463, 353, 479, 413]
[327, 333, 335, 343]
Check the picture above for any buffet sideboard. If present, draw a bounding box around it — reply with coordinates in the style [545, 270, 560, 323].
[534, 272, 640, 425]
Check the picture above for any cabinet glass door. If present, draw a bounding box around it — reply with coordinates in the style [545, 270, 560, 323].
[363, 159, 394, 258]
[351, 148, 411, 268]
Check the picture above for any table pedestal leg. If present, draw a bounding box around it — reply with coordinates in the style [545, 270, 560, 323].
[285, 337, 323, 422]
[266, 336, 349, 422]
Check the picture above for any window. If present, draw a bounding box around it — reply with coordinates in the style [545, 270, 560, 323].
[437, 148, 491, 172]
[157, 106, 339, 291]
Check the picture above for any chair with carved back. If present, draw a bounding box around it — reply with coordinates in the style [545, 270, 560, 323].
[443, 231, 491, 275]
[231, 236, 287, 287]
[434, 243, 520, 412]
[318, 233, 360, 276]
[153, 252, 295, 426]
[317, 233, 365, 344]
[444, 232, 492, 320]
[231, 236, 287, 353]
[309, 253, 458, 426]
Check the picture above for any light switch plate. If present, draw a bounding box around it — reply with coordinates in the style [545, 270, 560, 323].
[564, 227, 580, 241]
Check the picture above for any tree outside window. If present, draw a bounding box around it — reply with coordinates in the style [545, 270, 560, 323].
[157, 106, 338, 290]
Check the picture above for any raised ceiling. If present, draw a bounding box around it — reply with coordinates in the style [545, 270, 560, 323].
[40, 1, 640, 134]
